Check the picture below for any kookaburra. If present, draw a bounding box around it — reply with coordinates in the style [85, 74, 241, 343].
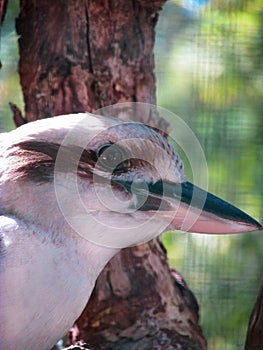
[0, 113, 261, 349]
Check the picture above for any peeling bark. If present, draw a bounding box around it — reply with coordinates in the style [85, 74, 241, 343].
[16, 1, 207, 349]
[9, 102, 26, 126]
[76, 240, 205, 349]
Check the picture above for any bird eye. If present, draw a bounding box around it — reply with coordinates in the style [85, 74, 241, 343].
[96, 143, 128, 171]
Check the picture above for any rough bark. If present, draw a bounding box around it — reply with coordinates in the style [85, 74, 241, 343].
[75, 240, 204, 350]
[16, 0, 167, 124]
[14, 1, 206, 349]
[245, 277, 263, 350]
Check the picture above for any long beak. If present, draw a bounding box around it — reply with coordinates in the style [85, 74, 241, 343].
[117, 180, 262, 234]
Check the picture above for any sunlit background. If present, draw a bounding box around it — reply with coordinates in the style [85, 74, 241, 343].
[156, 1, 263, 349]
[1, 1, 263, 349]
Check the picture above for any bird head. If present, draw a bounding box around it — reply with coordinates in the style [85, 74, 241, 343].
[0, 113, 261, 248]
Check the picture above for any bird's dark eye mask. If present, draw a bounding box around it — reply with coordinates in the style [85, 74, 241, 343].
[8, 140, 136, 181]
[8, 140, 96, 182]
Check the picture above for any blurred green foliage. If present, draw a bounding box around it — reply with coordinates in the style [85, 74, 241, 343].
[155, 0, 263, 349]
[0, 0, 21, 131]
[0, 0, 262, 349]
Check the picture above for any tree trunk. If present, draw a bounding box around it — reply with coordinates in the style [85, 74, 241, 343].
[10, 1, 207, 348]
[0, 0, 7, 27]
[245, 278, 263, 350]
[0, 0, 8, 69]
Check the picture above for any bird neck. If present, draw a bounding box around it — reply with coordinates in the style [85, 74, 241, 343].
[0, 177, 119, 266]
